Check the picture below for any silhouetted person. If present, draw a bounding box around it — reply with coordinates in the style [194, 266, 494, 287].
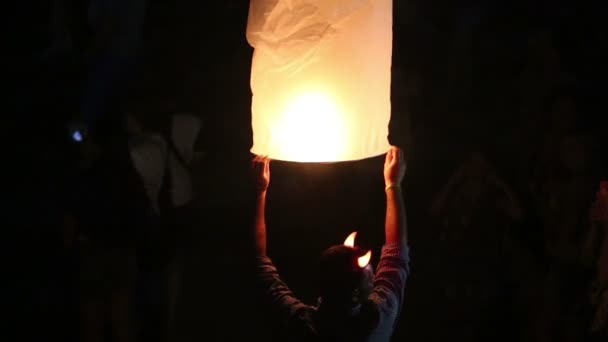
[252, 147, 410, 341]
[526, 93, 597, 342]
[126, 112, 202, 342]
[429, 152, 523, 341]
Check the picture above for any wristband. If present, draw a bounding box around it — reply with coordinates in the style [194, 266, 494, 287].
[385, 184, 400, 191]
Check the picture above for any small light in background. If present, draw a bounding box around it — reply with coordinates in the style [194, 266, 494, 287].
[72, 130, 83, 142]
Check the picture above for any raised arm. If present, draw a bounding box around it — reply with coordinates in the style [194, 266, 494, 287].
[367, 147, 410, 340]
[383, 147, 407, 246]
[252, 156, 310, 324]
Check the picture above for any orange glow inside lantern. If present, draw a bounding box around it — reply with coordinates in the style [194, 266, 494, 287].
[247, 0, 393, 162]
[275, 91, 347, 162]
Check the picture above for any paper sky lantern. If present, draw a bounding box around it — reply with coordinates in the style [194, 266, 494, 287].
[247, 0, 393, 162]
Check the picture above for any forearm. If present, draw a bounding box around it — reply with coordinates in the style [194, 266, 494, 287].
[255, 191, 268, 255]
[385, 187, 407, 246]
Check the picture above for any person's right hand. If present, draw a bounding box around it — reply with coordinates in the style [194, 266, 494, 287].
[384, 146, 406, 188]
[253, 155, 270, 193]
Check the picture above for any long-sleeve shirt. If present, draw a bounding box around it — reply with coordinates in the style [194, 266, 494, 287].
[256, 243, 410, 341]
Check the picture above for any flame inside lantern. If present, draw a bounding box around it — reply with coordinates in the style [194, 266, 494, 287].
[273, 91, 347, 163]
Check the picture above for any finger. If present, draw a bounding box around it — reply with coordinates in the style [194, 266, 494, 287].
[386, 153, 393, 167]
[258, 155, 268, 166]
[389, 149, 396, 164]
[252, 155, 261, 168]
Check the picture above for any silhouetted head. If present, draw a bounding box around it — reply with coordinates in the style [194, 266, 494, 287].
[319, 245, 374, 309]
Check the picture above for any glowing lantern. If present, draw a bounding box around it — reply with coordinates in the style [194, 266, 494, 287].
[247, 0, 393, 162]
[343, 231, 372, 268]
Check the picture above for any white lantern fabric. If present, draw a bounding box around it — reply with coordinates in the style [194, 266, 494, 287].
[128, 113, 201, 214]
[247, 0, 393, 162]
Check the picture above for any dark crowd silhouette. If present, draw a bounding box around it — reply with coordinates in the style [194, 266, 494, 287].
[9, 1, 608, 342]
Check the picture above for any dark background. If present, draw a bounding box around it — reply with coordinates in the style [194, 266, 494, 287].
[7, 0, 608, 341]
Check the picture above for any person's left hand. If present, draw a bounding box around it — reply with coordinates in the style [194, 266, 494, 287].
[253, 155, 270, 193]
